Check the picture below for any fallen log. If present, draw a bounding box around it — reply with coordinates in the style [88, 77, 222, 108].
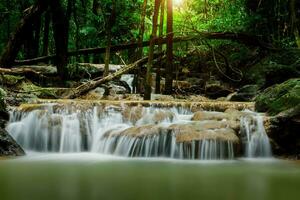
[63, 55, 160, 99]
[13, 32, 276, 66]
[14, 36, 193, 65]
[0, 67, 49, 79]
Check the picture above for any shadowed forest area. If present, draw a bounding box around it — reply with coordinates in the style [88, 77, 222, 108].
[0, 0, 298, 96]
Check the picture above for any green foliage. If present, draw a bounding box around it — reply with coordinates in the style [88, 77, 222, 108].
[174, 0, 251, 34]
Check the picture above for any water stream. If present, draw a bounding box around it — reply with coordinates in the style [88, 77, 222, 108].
[6, 103, 272, 160]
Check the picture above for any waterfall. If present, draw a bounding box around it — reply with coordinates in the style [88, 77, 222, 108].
[121, 74, 134, 93]
[6, 103, 272, 159]
[240, 114, 272, 158]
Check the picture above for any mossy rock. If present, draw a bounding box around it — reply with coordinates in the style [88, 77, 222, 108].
[19, 81, 63, 99]
[243, 50, 300, 88]
[255, 78, 300, 115]
[0, 87, 7, 112]
[0, 88, 9, 128]
[0, 75, 25, 86]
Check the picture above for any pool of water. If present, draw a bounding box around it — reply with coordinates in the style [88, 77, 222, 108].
[0, 153, 299, 200]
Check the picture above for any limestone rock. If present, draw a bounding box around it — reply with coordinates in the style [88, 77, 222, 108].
[122, 106, 144, 124]
[192, 111, 228, 121]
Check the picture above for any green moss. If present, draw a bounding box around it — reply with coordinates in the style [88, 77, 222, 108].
[255, 78, 300, 115]
[0, 87, 6, 112]
[0, 75, 25, 86]
[20, 82, 58, 99]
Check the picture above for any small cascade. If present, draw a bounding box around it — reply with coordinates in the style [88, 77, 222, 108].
[120, 74, 134, 93]
[240, 114, 272, 158]
[6, 102, 272, 160]
[99, 133, 235, 160]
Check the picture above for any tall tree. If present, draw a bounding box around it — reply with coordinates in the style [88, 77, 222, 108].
[134, 0, 148, 93]
[290, 0, 300, 47]
[49, 0, 69, 80]
[104, 0, 117, 77]
[164, 0, 173, 95]
[42, 10, 50, 56]
[144, 0, 161, 100]
[155, 0, 165, 94]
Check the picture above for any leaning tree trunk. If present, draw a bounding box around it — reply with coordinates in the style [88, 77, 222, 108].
[165, 0, 173, 95]
[144, 0, 161, 100]
[0, 0, 49, 68]
[63, 55, 154, 99]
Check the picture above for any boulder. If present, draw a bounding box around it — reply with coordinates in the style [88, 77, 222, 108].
[192, 111, 228, 121]
[255, 78, 300, 115]
[104, 121, 240, 144]
[0, 128, 25, 156]
[264, 105, 300, 157]
[0, 88, 25, 156]
[122, 106, 144, 124]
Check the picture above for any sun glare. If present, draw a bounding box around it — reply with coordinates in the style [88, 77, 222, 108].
[174, 0, 184, 7]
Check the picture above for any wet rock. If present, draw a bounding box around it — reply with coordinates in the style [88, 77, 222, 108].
[0, 128, 25, 156]
[105, 121, 240, 144]
[255, 78, 300, 115]
[0, 89, 25, 156]
[229, 85, 259, 102]
[175, 128, 239, 143]
[107, 125, 162, 138]
[188, 95, 210, 102]
[122, 106, 144, 124]
[152, 110, 174, 124]
[264, 105, 300, 157]
[192, 111, 228, 121]
[151, 94, 174, 101]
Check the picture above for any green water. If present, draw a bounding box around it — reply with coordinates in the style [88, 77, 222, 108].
[0, 154, 299, 200]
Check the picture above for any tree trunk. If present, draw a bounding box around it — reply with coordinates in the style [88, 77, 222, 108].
[73, 0, 80, 60]
[42, 10, 50, 56]
[165, 0, 173, 95]
[155, 0, 165, 94]
[104, 0, 116, 77]
[133, 0, 148, 93]
[0, 0, 49, 68]
[49, 0, 69, 80]
[144, 0, 161, 100]
[6, 0, 11, 41]
[290, 0, 300, 47]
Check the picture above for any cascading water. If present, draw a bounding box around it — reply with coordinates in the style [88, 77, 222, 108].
[240, 114, 272, 158]
[120, 74, 134, 93]
[6, 103, 272, 160]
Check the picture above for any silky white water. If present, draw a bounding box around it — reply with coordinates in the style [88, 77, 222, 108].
[240, 114, 272, 157]
[6, 104, 272, 160]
